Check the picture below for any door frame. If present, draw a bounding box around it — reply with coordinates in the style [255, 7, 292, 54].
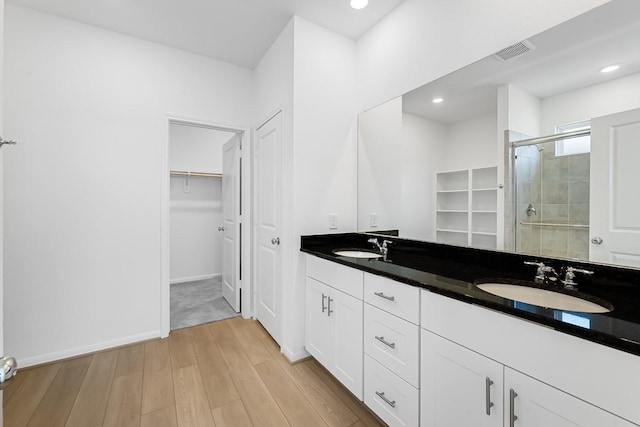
[161, 115, 251, 338]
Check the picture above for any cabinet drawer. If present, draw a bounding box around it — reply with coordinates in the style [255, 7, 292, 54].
[364, 273, 420, 324]
[364, 304, 419, 387]
[364, 355, 419, 427]
[306, 255, 363, 299]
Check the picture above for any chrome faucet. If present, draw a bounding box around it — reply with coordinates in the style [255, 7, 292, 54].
[524, 261, 559, 285]
[561, 266, 594, 290]
[368, 238, 392, 261]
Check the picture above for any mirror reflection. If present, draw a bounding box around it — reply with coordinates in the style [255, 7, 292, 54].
[357, 0, 640, 268]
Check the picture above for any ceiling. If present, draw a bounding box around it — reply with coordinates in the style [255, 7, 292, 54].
[402, 0, 640, 124]
[7, 0, 404, 69]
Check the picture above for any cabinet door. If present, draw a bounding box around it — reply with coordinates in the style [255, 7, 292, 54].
[421, 330, 503, 427]
[330, 287, 364, 400]
[305, 277, 331, 367]
[504, 368, 626, 427]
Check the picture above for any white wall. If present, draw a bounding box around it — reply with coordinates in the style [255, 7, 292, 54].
[3, 4, 253, 366]
[541, 72, 640, 133]
[356, 0, 610, 111]
[443, 113, 498, 172]
[169, 124, 235, 174]
[402, 113, 446, 241]
[358, 97, 402, 232]
[288, 17, 358, 361]
[507, 85, 541, 138]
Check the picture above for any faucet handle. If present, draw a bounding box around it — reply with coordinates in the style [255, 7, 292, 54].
[562, 266, 594, 290]
[382, 240, 393, 247]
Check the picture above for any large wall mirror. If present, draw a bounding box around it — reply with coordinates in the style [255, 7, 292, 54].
[358, 0, 640, 269]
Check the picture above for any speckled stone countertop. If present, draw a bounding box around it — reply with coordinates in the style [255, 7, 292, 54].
[301, 232, 640, 357]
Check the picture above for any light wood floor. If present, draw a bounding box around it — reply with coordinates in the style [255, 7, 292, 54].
[3, 317, 385, 427]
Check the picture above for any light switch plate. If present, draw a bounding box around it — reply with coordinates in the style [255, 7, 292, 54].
[370, 212, 378, 228]
[329, 213, 338, 230]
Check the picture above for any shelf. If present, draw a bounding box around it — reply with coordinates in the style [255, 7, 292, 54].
[471, 231, 497, 236]
[436, 229, 468, 234]
[437, 189, 469, 194]
[437, 170, 469, 192]
[436, 166, 498, 250]
[472, 187, 498, 192]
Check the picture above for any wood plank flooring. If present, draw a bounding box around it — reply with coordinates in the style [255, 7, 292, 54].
[3, 318, 385, 427]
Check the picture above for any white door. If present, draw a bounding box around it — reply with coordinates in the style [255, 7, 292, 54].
[421, 330, 503, 427]
[222, 134, 242, 312]
[255, 112, 282, 343]
[591, 108, 640, 267]
[505, 367, 623, 427]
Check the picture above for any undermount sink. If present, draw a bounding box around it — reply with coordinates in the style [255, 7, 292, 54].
[333, 250, 381, 259]
[477, 282, 612, 313]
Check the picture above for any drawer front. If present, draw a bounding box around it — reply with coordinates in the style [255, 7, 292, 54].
[364, 273, 420, 324]
[364, 304, 420, 387]
[307, 255, 363, 299]
[364, 355, 419, 427]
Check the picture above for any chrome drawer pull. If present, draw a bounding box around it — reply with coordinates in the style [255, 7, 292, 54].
[509, 389, 518, 427]
[327, 297, 334, 316]
[374, 292, 395, 301]
[485, 377, 494, 415]
[375, 391, 396, 408]
[375, 335, 396, 349]
[321, 293, 327, 313]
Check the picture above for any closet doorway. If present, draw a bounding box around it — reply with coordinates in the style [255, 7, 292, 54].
[167, 121, 243, 331]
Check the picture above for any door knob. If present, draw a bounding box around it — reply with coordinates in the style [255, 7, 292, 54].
[271, 237, 281, 245]
[591, 237, 603, 245]
[218, 227, 224, 232]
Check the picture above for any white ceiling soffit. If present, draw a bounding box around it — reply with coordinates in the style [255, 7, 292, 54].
[402, 0, 640, 124]
[7, 0, 405, 69]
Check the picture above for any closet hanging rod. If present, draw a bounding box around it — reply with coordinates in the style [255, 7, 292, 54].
[510, 129, 590, 148]
[519, 222, 589, 229]
[170, 170, 222, 178]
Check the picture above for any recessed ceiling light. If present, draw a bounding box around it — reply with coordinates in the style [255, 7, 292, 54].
[601, 65, 620, 73]
[432, 97, 444, 104]
[350, 0, 368, 10]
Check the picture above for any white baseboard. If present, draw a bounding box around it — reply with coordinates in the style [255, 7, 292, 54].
[18, 330, 161, 368]
[170, 273, 221, 285]
[283, 345, 310, 363]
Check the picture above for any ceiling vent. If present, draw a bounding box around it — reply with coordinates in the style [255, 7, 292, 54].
[492, 40, 536, 61]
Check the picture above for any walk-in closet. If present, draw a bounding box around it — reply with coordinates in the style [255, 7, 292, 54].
[169, 122, 241, 330]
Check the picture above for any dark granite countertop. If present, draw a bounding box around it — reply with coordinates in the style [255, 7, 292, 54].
[301, 233, 640, 357]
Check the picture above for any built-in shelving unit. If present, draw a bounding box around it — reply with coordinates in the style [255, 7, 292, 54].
[436, 166, 498, 249]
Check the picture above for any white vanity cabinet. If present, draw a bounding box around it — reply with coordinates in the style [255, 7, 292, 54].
[363, 273, 421, 427]
[504, 368, 636, 427]
[420, 330, 503, 427]
[305, 256, 364, 399]
[421, 290, 640, 427]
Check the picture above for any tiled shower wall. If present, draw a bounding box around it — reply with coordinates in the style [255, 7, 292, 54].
[512, 140, 590, 260]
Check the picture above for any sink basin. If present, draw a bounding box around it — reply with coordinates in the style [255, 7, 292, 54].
[333, 250, 381, 259]
[477, 283, 612, 313]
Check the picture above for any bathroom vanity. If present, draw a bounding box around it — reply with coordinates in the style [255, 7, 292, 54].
[301, 232, 640, 427]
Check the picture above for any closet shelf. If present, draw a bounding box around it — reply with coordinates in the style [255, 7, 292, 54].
[436, 228, 468, 234]
[170, 170, 222, 178]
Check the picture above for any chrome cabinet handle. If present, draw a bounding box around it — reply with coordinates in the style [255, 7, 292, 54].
[509, 389, 518, 427]
[374, 292, 395, 301]
[591, 236, 603, 245]
[375, 336, 396, 349]
[327, 297, 334, 316]
[485, 377, 494, 415]
[321, 293, 327, 313]
[271, 237, 280, 245]
[218, 226, 225, 231]
[375, 391, 396, 408]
